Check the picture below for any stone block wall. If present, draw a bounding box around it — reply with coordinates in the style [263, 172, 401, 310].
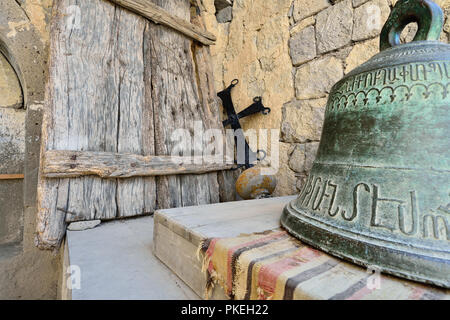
[201, 0, 450, 196]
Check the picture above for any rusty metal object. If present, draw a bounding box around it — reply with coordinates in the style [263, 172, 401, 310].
[281, 0, 450, 288]
[218, 79, 270, 169]
[236, 167, 276, 200]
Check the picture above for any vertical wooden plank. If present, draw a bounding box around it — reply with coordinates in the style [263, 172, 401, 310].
[115, 9, 154, 217]
[53, 0, 119, 222]
[191, 7, 237, 202]
[149, 0, 216, 208]
[142, 20, 158, 213]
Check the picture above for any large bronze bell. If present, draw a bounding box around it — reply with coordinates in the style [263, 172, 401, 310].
[281, 0, 450, 288]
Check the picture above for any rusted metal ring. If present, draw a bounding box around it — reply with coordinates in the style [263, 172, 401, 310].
[256, 149, 266, 161]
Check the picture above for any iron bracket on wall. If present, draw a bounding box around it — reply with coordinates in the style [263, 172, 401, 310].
[218, 79, 271, 169]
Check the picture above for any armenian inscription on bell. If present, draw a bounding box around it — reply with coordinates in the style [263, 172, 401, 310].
[298, 174, 449, 241]
[329, 61, 450, 111]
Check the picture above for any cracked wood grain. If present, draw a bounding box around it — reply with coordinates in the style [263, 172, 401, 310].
[43, 150, 233, 178]
[108, 0, 216, 45]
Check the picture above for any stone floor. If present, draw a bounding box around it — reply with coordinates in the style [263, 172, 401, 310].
[0, 242, 22, 261]
[65, 216, 199, 300]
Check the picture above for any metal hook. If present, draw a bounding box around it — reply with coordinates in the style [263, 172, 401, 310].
[256, 149, 267, 161]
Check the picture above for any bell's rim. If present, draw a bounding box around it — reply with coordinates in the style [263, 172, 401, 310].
[281, 199, 450, 289]
[285, 199, 450, 256]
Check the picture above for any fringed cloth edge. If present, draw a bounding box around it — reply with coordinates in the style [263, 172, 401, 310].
[196, 229, 449, 300]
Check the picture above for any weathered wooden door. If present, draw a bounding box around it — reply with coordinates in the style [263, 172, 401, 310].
[36, 0, 237, 250]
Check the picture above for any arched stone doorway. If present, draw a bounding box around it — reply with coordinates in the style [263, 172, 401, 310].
[0, 0, 46, 255]
[0, 50, 25, 248]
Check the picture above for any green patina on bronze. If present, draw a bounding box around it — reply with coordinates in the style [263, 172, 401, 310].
[281, 0, 450, 288]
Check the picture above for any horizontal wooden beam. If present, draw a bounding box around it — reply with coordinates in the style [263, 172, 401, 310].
[0, 173, 24, 180]
[107, 0, 216, 45]
[43, 150, 233, 179]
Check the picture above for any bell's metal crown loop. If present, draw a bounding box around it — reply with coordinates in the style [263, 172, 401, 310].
[380, 0, 444, 51]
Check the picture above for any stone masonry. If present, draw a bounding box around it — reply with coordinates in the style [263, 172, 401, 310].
[201, 0, 450, 195]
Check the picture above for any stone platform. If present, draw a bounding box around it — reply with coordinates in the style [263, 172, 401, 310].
[153, 196, 449, 300]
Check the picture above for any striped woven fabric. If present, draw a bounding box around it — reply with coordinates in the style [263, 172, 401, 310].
[199, 229, 449, 300]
